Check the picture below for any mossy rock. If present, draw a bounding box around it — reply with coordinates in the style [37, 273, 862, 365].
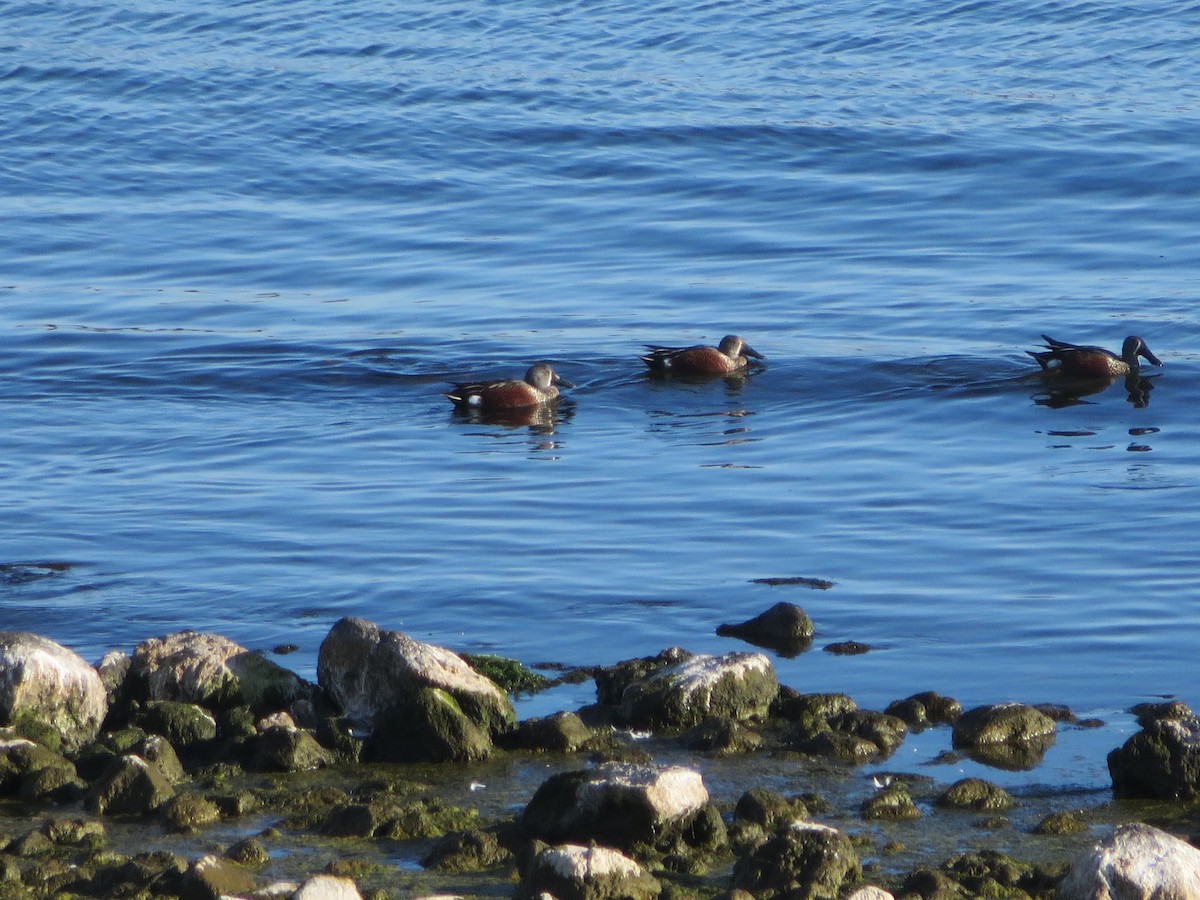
[161, 792, 222, 833]
[133, 700, 217, 747]
[935, 778, 1014, 812]
[860, 785, 921, 821]
[461, 653, 552, 694]
[1032, 810, 1087, 835]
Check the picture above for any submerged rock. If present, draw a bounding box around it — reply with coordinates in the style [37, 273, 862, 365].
[317, 617, 515, 762]
[951, 702, 1055, 769]
[731, 821, 861, 899]
[516, 843, 661, 900]
[1108, 708, 1200, 800]
[716, 602, 815, 655]
[617, 651, 778, 730]
[0, 631, 107, 753]
[1057, 823, 1200, 900]
[521, 762, 709, 852]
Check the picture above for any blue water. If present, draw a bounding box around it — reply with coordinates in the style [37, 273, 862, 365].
[4, 0, 1200, 783]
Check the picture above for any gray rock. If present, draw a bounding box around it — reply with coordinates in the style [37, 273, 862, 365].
[0, 631, 107, 753]
[731, 821, 862, 899]
[516, 843, 661, 900]
[618, 651, 778, 730]
[181, 853, 256, 900]
[293, 874, 364, 900]
[521, 762, 709, 851]
[317, 617, 515, 740]
[130, 630, 307, 713]
[1058, 823, 1200, 899]
[86, 753, 176, 816]
[1108, 711, 1200, 800]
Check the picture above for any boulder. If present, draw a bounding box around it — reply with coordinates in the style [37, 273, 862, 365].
[132, 700, 217, 747]
[934, 777, 1014, 812]
[516, 843, 661, 900]
[0, 631, 107, 752]
[716, 602, 815, 654]
[860, 784, 920, 821]
[252, 724, 332, 772]
[293, 874, 364, 900]
[317, 617, 515, 744]
[846, 889, 895, 900]
[180, 853, 256, 900]
[618, 651, 778, 730]
[1057, 823, 1200, 899]
[1108, 710, 1200, 800]
[422, 828, 514, 872]
[0, 738, 79, 800]
[509, 711, 597, 753]
[129, 631, 306, 713]
[885, 691, 962, 727]
[86, 754, 176, 816]
[521, 762, 709, 851]
[951, 702, 1055, 769]
[731, 821, 861, 899]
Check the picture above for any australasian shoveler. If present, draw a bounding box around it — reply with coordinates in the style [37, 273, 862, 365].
[639, 334, 764, 375]
[1027, 335, 1162, 378]
[446, 363, 573, 411]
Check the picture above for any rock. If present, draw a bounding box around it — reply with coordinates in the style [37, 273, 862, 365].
[321, 796, 476, 840]
[1032, 810, 1087, 835]
[733, 788, 809, 829]
[225, 836, 270, 866]
[0, 631, 107, 753]
[138, 733, 186, 783]
[0, 738, 79, 800]
[422, 828, 514, 872]
[618, 651, 778, 730]
[293, 874, 364, 900]
[731, 821, 861, 899]
[593, 647, 692, 705]
[1108, 711, 1200, 799]
[934, 778, 1014, 812]
[521, 762, 709, 851]
[97, 649, 131, 706]
[846, 889, 895, 900]
[365, 686, 495, 763]
[684, 716, 763, 755]
[885, 691, 962, 728]
[252, 724, 332, 772]
[317, 617, 515, 741]
[951, 702, 1055, 769]
[508, 711, 597, 753]
[161, 792, 221, 833]
[133, 700, 218, 747]
[716, 602, 815, 654]
[516, 843, 661, 900]
[129, 631, 306, 713]
[773, 690, 857, 723]
[181, 853, 256, 900]
[860, 784, 920, 821]
[1058, 823, 1200, 899]
[86, 754, 176, 816]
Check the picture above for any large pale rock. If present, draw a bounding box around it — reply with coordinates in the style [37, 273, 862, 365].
[293, 874, 364, 899]
[317, 617, 515, 737]
[618, 651, 778, 730]
[1058, 823, 1200, 899]
[732, 821, 862, 899]
[1108, 711, 1200, 799]
[522, 762, 709, 851]
[129, 631, 306, 713]
[0, 632, 107, 752]
[516, 843, 661, 900]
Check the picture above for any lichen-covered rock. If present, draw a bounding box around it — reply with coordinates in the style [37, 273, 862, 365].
[516, 843, 661, 900]
[86, 754, 176, 816]
[618, 651, 777, 730]
[951, 702, 1055, 769]
[317, 617, 515, 744]
[885, 691, 962, 728]
[422, 828, 514, 872]
[716, 602, 815, 654]
[181, 853, 256, 899]
[934, 777, 1014, 812]
[521, 762, 709, 851]
[1058, 823, 1200, 899]
[129, 631, 306, 713]
[731, 821, 861, 899]
[252, 724, 332, 772]
[1108, 710, 1200, 800]
[860, 784, 920, 821]
[0, 632, 107, 753]
[132, 700, 217, 747]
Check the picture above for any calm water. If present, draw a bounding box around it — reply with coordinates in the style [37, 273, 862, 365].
[4, 0, 1200, 788]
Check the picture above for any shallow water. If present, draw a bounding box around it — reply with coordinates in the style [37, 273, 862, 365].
[4, 0, 1200, 798]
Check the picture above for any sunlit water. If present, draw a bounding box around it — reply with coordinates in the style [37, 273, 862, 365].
[4, 0, 1200, 792]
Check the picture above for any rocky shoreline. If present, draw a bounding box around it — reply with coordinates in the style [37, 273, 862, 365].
[2, 607, 1200, 899]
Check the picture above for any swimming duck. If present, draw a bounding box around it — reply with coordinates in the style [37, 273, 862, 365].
[446, 363, 573, 410]
[639, 335, 764, 375]
[1027, 335, 1162, 378]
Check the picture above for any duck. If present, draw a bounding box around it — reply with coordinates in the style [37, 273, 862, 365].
[639, 335, 764, 375]
[446, 363, 573, 410]
[1027, 335, 1162, 378]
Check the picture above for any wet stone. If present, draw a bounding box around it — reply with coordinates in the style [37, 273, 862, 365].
[934, 778, 1014, 812]
[860, 784, 921, 821]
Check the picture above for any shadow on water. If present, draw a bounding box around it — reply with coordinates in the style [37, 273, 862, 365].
[448, 398, 576, 438]
[1032, 372, 1158, 409]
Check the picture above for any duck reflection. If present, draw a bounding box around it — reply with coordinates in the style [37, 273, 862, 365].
[450, 399, 575, 436]
[1033, 371, 1156, 409]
